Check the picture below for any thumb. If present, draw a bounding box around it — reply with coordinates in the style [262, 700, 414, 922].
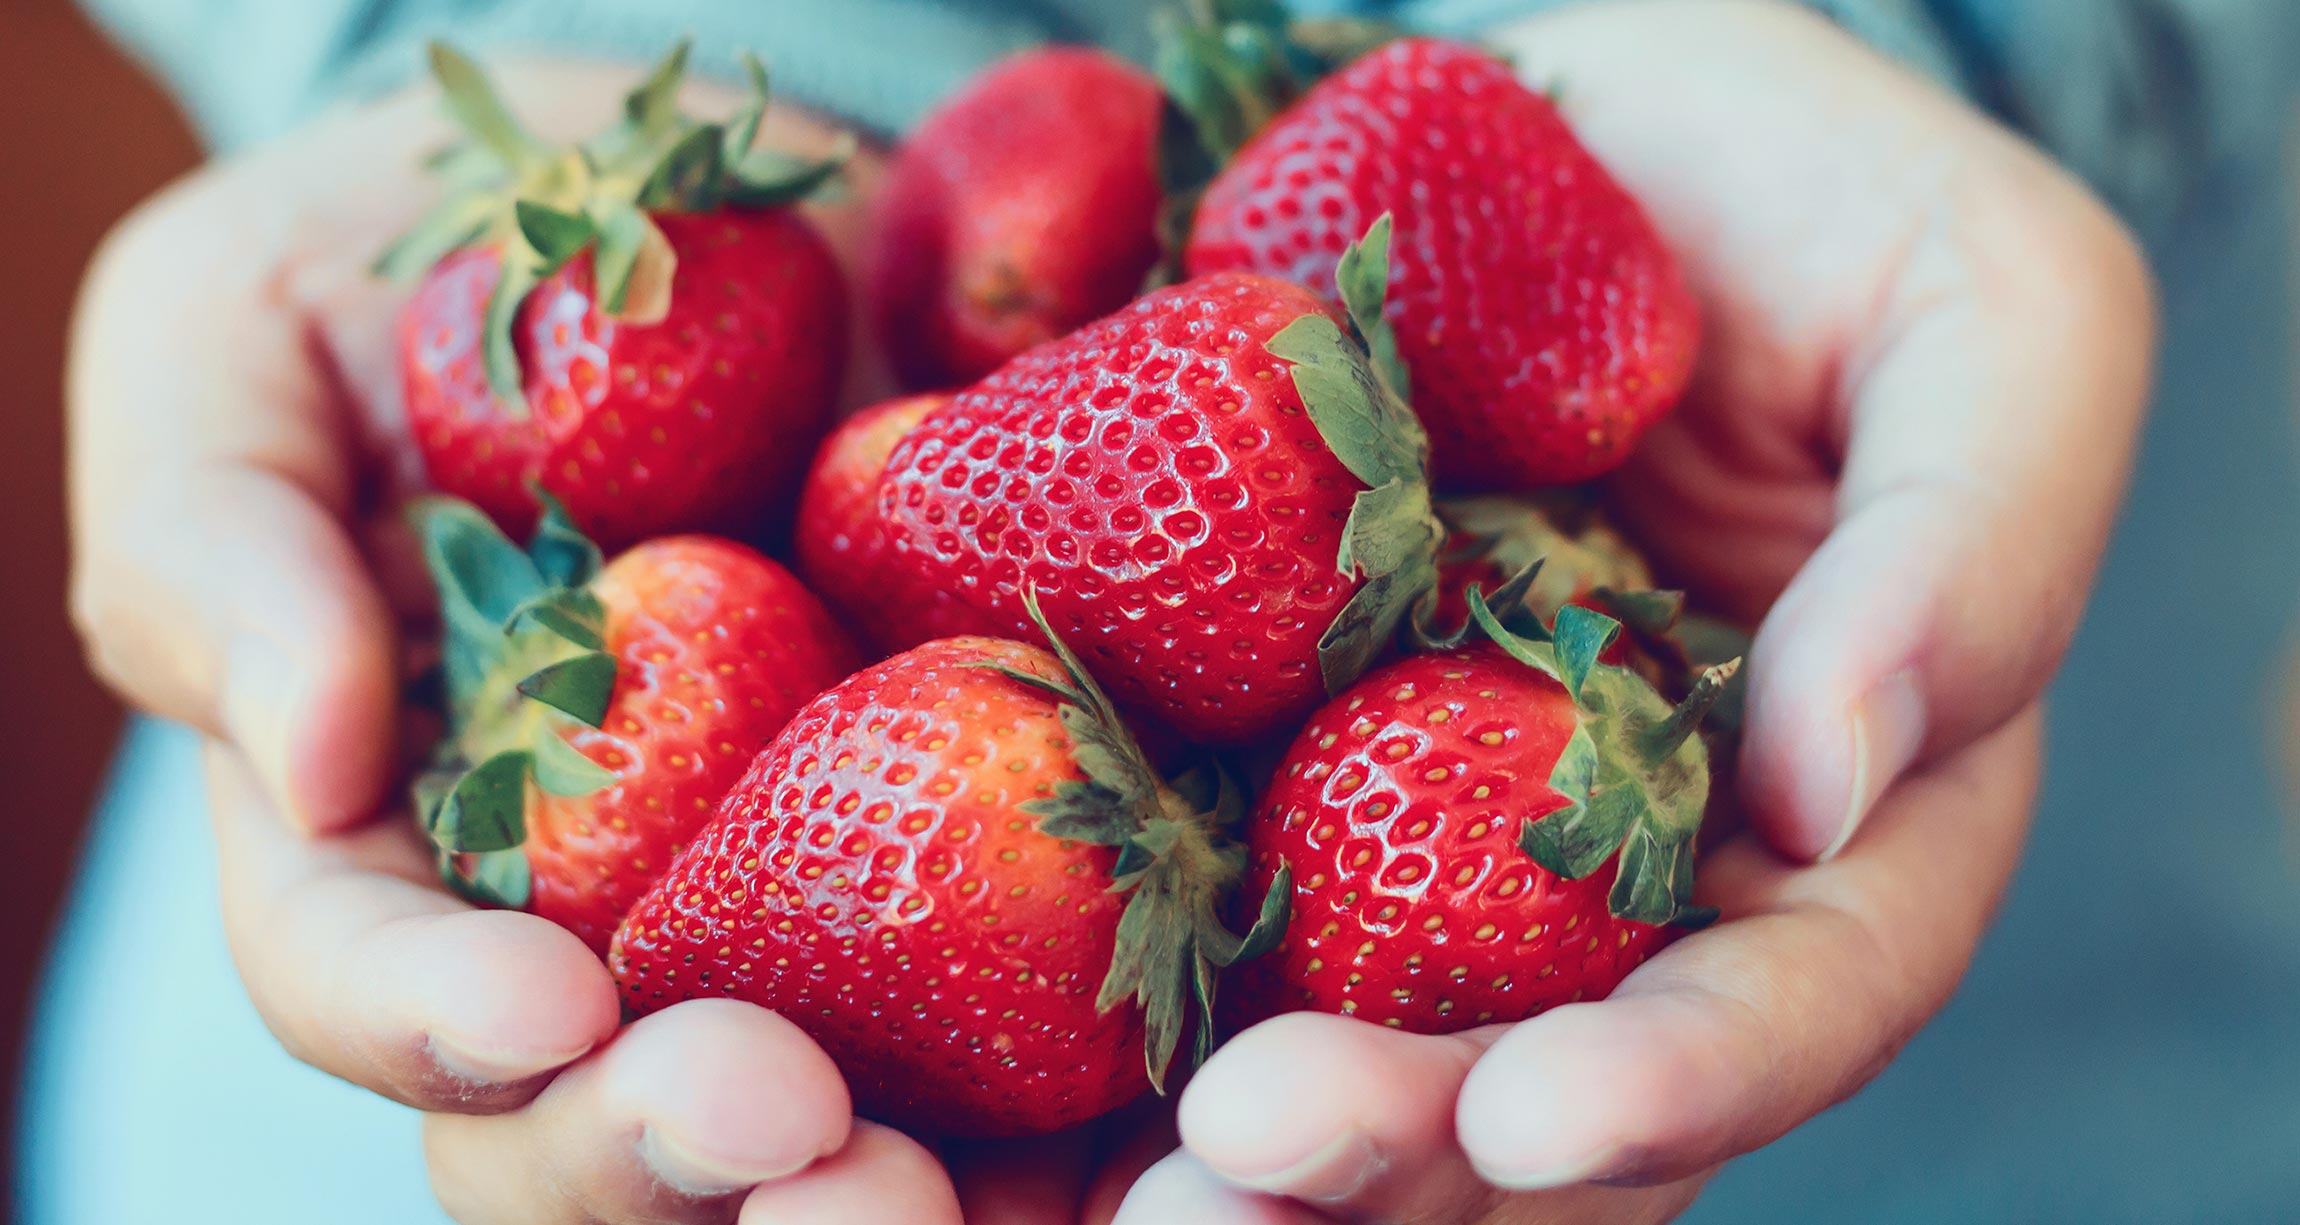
[1740, 178, 2154, 860]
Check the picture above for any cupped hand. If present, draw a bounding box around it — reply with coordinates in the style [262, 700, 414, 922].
[1118, 2, 2153, 1221]
[68, 58, 942, 1224]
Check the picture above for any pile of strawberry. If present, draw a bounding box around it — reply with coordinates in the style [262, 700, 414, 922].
[388, 6, 1746, 1141]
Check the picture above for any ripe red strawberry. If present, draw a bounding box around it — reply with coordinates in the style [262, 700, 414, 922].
[793, 394, 989, 653]
[383, 42, 851, 549]
[877, 222, 1442, 745]
[1232, 592, 1735, 1033]
[1183, 37, 1700, 489]
[610, 594, 1284, 1137]
[869, 47, 1164, 389]
[412, 495, 861, 951]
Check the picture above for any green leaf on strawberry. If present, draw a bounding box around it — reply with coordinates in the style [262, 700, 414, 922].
[1268, 216, 1444, 696]
[411, 494, 627, 905]
[974, 588, 1290, 1090]
[379, 39, 851, 403]
[1455, 581, 1737, 928]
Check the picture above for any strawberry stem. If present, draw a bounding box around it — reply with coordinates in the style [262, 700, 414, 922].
[1638, 658, 1742, 767]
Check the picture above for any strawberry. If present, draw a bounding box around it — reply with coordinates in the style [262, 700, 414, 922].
[1231, 584, 1736, 1034]
[1431, 495, 1752, 728]
[1430, 495, 1659, 650]
[411, 494, 861, 951]
[609, 593, 1285, 1137]
[793, 394, 988, 654]
[381, 42, 851, 549]
[870, 47, 1165, 388]
[1180, 36, 1700, 489]
[876, 220, 1442, 745]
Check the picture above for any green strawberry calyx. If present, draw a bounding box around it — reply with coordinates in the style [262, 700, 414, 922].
[1442, 566, 1741, 929]
[408, 490, 622, 908]
[1267, 214, 1446, 698]
[1149, 0, 1398, 276]
[1430, 494, 1753, 733]
[373, 40, 852, 405]
[974, 587, 1290, 1092]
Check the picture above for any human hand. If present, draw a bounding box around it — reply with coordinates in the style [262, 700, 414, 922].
[68, 58, 943, 1224]
[1114, 2, 2153, 1220]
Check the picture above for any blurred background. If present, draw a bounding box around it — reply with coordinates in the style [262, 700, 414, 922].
[0, 0, 195, 1200]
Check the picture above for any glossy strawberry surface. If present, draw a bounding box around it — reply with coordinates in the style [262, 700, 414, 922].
[876, 273, 1365, 745]
[793, 394, 989, 654]
[401, 209, 848, 549]
[1232, 643, 1671, 1032]
[871, 47, 1164, 388]
[609, 638, 1149, 1136]
[525, 537, 860, 950]
[1187, 38, 1699, 489]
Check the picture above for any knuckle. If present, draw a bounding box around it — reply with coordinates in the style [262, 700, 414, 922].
[1992, 175, 2156, 337]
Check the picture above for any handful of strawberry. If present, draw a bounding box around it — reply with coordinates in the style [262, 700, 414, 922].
[386, 11, 1745, 1139]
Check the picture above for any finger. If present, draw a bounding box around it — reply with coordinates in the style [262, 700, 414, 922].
[1112, 1151, 1325, 1225]
[1737, 172, 2149, 858]
[208, 744, 618, 1110]
[1495, 0, 2153, 859]
[69, 169, 406, 833]
[1178, 1012, 1498, 1222]
[425, 1000, 854, 1225]
[738, 1123, 963, 1225]
[1456, 708, 2040, 1190]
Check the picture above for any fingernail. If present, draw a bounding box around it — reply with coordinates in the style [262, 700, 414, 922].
[427, 1031, 589, 1087]
[219, 632, 306, 829]
[1822, 670, 1926, 861]
[639, 1125, 818, 1197]
[1225, 1128, 1385, 1202]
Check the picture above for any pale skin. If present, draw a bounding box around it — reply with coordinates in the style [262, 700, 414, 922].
[66, 1, 2153, 1222]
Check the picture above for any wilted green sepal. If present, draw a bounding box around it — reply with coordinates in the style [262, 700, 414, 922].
[638, 123, 729, 212]
[526, 488, 603, 586]
[411, 496, 621, 903]
[1228, 862, 1291, 963]
[431, 749, 532, 852]
[517, 652, 617, 727]
[1458, 581, 1731, 928]
[989, 587, 1293, 1091]
[507, 587, 606, 651]
[1270, 233, 1442, 697]
[1592, 587, 1686, 639]
[415, 497, 548, 719]
[372, 192, 496, 282]
[514, 201, 598, 270]
[442, 848, 535, 909]
[1551, 604, 1620, 702]
[427, 42, 544, 167]
[1333, 213, 1406, 398]
[725, 136, 856, 208]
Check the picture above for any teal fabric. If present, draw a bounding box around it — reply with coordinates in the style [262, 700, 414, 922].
[28, 1, 2300, 1222]
[88, 0, 1969, 148]
[84, 0, 2264, 217]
